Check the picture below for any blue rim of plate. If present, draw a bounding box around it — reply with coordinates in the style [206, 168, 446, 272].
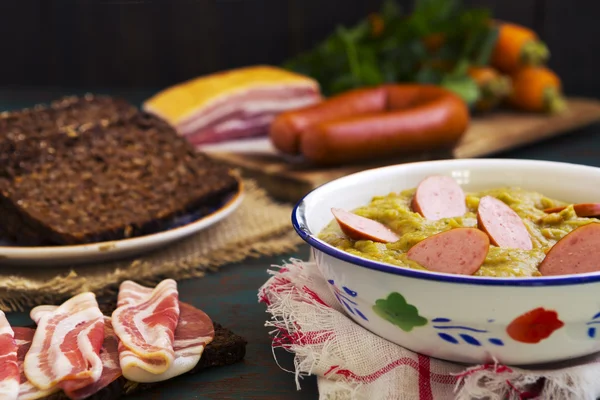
[292, 183, 600, 288]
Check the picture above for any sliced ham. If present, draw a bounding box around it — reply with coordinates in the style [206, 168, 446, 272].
[111, 279, 180, 382]
[23, 292, 105, 392]
[14, 327, 59, 400]
[142, 65, 322, 145]
[0, 311, 19, 400]
[140, 302, 215, 382]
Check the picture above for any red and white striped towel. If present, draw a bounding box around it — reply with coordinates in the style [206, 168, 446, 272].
[258, 259, 600, 400]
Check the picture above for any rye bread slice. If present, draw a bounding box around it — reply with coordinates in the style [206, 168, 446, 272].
[0, 95, 138, 178]
[0, 111, 239, 245]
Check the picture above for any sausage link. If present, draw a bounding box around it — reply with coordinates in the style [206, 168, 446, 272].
[299, 85, 469, 165]
[269, 87, 387, 155]
[544, 203, 600, 218]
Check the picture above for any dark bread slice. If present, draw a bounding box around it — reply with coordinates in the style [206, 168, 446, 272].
[0, 95, 138, 178]
[0, 111, 240, 245]
[42, 322, 247, 400]
[0, 94, 137, 140]
[0, 95, 137, 134]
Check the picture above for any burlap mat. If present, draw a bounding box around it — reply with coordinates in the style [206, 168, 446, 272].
[0, 179, 302, 312]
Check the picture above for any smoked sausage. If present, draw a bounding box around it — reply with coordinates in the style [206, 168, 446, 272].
[411, 175, 467, 220]
[331, 208, 399, 243]
[406, 228, 490, 275]
[477, 196, 532, 250]
[269, 87, 387, 155]
[538, 223, 600, 276]
[269, 84, 470, 165]
[544, 203, 600, 218]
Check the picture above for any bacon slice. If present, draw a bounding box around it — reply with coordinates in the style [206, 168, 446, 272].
[14, 327, 59, 400]
[0, 311, 19, 400]
[111, 279, 180, 382]
[66, 317, 122, 400]
[28, 306, 59, 323]
[92, 302, 213, 388]
[142, 65, 322, 145]
[139, 302, 214, 382]
[180, 91, 321, 146]
[28, 307, 122, 400]
[23, 292, 105, 392]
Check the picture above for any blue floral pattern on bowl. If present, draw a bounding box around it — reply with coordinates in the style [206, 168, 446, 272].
[587, 312, 600, 338]
[327, 279, 368, 321]
[432, 317, 504, 347]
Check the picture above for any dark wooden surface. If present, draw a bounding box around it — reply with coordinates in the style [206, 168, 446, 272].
[1, 0, 599, 97]
[3, 89, 600, 399]
[6, 247, 319, 400]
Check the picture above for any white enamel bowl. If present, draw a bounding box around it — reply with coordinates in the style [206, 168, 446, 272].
[292, 159, 600, 366]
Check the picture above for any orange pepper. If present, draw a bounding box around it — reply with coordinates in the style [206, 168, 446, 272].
[490, 22, 549, 74]
[508, 66, 565, 114]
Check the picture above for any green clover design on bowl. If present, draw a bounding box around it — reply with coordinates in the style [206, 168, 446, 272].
[372, 292, 428, 332]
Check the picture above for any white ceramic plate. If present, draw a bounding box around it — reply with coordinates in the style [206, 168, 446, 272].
[0, 181, 244, 267]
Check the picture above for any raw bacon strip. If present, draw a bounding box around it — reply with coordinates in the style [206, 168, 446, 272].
[29, 306, 58, 324]
[14, 327, 59, 400]
[127, 302, 215, 382]
[175, 87, 321, 139]
[67, 317, 122, 400]
[68, 301, 212, 391]
[29, 309, 122, 400]
[0, 311, 18, 400]
[113, 280, 213, 382]
[186, 113, 276, 146]
[23, 292, 105, 392]
[112, 279, 180, 382]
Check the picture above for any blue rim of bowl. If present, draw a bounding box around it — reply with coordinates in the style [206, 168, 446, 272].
[291, 160, 600, 287]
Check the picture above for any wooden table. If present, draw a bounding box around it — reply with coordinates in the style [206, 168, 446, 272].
[7, 247, 319, 400]
[3, 89, 600, 399]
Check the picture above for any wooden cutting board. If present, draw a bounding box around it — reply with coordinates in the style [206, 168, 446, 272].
[207, 97, 600, 203]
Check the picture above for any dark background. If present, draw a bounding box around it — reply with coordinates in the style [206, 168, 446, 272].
[0, 0, 597, 98]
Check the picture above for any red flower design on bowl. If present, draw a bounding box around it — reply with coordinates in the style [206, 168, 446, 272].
[506, 307, 564, 344]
